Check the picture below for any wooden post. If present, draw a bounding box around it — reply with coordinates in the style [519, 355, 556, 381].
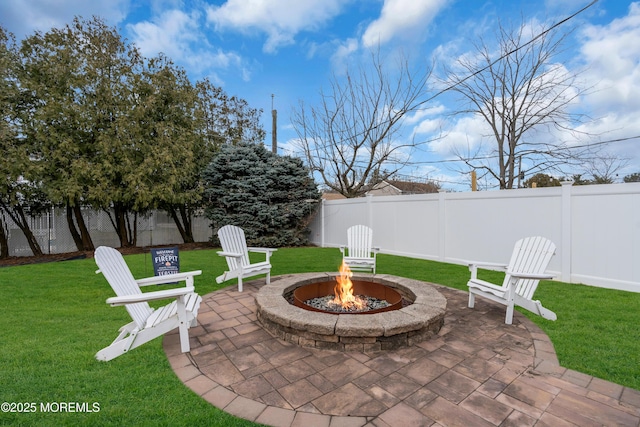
[471, 170, 477, 191]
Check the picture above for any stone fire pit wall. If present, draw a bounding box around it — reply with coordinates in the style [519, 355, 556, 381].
[255, 273, 447, 352]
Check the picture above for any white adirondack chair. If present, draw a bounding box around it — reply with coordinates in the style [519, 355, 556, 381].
[467, 236, 557, 325]
[216, 225, 277, 292]
[94, 246, 202, 361]
[340, 225, 380, 274]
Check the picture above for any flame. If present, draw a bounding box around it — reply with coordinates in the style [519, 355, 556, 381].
[332, 261, 365, 310]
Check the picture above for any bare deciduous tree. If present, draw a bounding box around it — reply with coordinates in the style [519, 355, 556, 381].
[291, 51, 433, 198]
[443, 19, 598, 189]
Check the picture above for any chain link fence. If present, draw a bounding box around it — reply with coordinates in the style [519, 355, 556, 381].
[2, 208, 213, 257]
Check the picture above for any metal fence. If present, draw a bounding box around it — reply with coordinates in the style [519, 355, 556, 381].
[3, 208, 213, 256]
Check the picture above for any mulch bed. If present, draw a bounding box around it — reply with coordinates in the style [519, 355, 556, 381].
[0, 242, 213, 267]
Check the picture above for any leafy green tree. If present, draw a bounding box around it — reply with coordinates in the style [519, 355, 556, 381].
[160, 78, 267, 243]
[0, 26, 46, 257]
[17, 16, 140, 248]
[195, 78, 266, 148]
[17, 17, 210, 247]
[7, 16, 270, 249]
[202, 143, 320, 247]
[0, 26, 18, 258]
[91, 53, 202, 246]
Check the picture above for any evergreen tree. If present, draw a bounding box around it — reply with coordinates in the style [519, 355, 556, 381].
[623, 172, 640, 183]
[202, 143, 320, 247]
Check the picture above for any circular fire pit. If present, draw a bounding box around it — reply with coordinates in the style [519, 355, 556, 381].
[293, 279, 403, 314]
[255, 273, 447, 352]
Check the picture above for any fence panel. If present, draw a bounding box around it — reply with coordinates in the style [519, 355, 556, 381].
[570, 184, 640, 289]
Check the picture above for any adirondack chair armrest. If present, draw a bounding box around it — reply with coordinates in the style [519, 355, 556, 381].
[339, 245, 346, 255]
[247, 247, 277, 254]
[468, 261, 508, 270]
[248, 247, 277, 262]
[135, 270, 202, 287]
[217, 251, 243, 259]
[247, 247, 278, 256]
[467, 261, 508, 280]
[105, 286, 196, 306]
[506, 271, 555, 280]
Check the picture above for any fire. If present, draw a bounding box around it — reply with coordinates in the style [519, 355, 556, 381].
[332, 261, 365, 310]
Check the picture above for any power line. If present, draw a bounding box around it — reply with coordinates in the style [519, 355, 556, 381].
[295, 0, 601, 165]
[420, 0, 599, 107]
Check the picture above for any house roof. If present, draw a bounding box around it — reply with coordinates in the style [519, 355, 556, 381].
[368, 180, 439, 195]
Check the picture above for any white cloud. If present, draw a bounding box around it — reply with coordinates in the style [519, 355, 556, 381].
[0, 0, 129, 39]
[405, 105, 446, 126]
[361, 0, 450, 48]
[128, 9, 200, 61]
[330, 37, 360, 70]
[205, 0, 348, 53]
[127, 8, 252, 82]
[429, 115, 488, 158]
[579, 2, 640, 112]
[575, 2, 640, 173]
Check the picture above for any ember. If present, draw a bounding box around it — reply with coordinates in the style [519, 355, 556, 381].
[303, 294, 390, 313]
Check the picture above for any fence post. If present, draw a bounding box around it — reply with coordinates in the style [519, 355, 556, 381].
[438, 190, 446, 261]
[560, 181, 573, 282]
[321, 199, 326, 248]
[366, 194, 373, 228]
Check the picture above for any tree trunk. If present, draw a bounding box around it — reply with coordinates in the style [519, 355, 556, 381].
[109, 203, 134, 247]
[66, 202, 95, 251]
[66, 203, 84, 250]
[0, 215, 9, 259]
[167, 205, 194, 243]
[74, 204, 94, 250]
[14, 206, 43, 256]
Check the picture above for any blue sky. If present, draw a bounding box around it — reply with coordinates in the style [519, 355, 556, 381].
[1, 0, 639, 190]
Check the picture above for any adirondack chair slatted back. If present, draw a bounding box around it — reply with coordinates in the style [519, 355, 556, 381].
[95, 246, 153, 329]
[505, 236, 556, 300]
[347, 225, 373, 258]
[218, 225, 250, 271]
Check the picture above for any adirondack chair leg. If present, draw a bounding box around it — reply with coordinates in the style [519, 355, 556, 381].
[96, 322, 139, 361]
[505, 303, 514, 325]
[266, 271, 270, 285]
[176, 297, 190, 353]
[238, 276, 243, 293]
[468, 292, 476, 308]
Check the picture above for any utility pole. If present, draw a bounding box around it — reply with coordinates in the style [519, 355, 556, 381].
[271, 94, 277, 154]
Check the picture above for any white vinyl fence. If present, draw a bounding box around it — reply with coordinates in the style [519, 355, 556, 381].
[3, 208, 212, 256]
[309, 181, 640, 293]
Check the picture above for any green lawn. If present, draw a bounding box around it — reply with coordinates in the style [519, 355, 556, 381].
[0, 247, 638, 426]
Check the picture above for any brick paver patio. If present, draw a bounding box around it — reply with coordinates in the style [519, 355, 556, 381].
[164, 275, 640, 426]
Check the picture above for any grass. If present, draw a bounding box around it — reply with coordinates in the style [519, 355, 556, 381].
[0, 247, 639, 426]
